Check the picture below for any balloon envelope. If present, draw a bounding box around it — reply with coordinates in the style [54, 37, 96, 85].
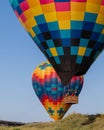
[9, 0, 104, 85]
[32, 61, 84, 120]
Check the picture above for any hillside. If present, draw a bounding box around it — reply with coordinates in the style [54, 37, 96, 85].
[0, 113, 104, 130]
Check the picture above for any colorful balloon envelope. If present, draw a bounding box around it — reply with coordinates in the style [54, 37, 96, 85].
[9, 0, 104, 85]
[32, 61, 84, 120]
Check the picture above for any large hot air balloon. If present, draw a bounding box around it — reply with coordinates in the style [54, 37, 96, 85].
[9, 0, 104, 85]
[32, 61, 84, 120]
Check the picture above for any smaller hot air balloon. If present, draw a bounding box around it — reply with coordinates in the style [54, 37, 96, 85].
[32, 61, 84, 121]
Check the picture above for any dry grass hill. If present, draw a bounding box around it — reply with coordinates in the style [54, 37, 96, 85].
[0, 113, 104, 130]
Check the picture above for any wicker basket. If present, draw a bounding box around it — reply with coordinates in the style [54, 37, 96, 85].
[64, 96, 78, 104]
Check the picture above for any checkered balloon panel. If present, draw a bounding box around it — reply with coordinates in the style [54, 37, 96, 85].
[9, 0, 104, 85]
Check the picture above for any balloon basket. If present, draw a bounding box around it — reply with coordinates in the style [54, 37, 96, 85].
[63, 96, 78, 104]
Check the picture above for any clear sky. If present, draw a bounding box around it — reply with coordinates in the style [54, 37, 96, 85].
[0, 1, 104, 123]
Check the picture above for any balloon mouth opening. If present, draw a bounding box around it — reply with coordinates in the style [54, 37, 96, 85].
[57, 70, 84, 86]
[74, 71, 84, 76]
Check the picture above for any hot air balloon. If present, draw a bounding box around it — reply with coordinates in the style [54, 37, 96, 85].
[32, 61, 84, 120]
[9, 0, 104, 85]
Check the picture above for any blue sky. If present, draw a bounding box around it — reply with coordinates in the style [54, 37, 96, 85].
[0, 1, 104, 123]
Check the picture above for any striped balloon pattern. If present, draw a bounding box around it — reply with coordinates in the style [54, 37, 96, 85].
[32, 61, 83, 120]
[9, 0, 104, 85]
